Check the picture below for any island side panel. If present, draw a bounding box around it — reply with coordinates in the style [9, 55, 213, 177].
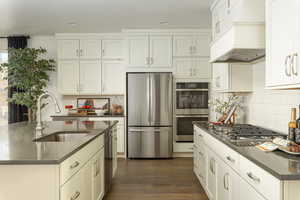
[283, 181, 300, 200]
[0, 165, 60, 200]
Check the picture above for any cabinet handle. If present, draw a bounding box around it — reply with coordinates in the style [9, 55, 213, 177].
[80, 49, 83, 57]
[223, 173, 229, 191]
[76, 49, 79, 57]
[292, 53, 298, 76]
[189, 46, 193, 54]
[199, 151, 203, 157]
[70, 191, 80, 200]
[285, 55, 292, 76]
[102, 49, 105, 57]
[150, 57, 154, 65]
[215, 21, 221, 34]
[247, 172, 260, 183]
[210, 158, 215, 175]
[70, 161, 80, 169]
[226, 156, 235, 163]
[216, 76, 221, 88]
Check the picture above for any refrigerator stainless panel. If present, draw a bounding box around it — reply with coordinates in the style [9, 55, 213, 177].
[128, 127, 173, 158]
[149, 73, 173, 126]
[127, 73, 150, 126]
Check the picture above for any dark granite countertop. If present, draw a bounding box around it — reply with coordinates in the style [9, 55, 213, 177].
[0, 120, 117, 165]
[194, 122, 300, 180]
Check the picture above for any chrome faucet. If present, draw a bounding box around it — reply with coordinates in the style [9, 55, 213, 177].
[36, 92, 61, 134]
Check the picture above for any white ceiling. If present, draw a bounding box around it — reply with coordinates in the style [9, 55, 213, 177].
[0, 0, 213, 36]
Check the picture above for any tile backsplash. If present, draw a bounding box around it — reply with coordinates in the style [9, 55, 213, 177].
[211, 60, 300, 134]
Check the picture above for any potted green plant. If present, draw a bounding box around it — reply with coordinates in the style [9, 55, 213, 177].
[0, 47, 55, 122]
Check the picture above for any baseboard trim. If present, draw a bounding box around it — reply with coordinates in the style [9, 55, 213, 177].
[173, 152, 193, 158]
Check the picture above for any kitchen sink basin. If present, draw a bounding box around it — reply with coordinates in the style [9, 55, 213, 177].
[34, 131, 90, 142]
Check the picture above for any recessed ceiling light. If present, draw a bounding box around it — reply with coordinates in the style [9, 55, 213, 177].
[159, 21, 169, 25]
[68, 22, 77, 27]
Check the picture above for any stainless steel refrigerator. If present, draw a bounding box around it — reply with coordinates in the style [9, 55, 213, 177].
[127, 72, 173, 158]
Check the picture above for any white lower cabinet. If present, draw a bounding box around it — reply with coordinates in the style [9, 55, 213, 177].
[206, 147, 217, 200]
[193, 126, 276, 200]
[91, 150, 105, 200]
[216, 156, 240, 200]
[60, 161, 92, 200]
[60, 135, 106, 200]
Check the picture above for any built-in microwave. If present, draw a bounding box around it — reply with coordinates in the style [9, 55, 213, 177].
[175, 82, 209, 115]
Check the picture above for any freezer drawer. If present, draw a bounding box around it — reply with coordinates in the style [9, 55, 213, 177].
[128, 127, 173, 158]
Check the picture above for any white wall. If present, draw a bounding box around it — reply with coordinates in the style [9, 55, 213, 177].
[245, 61, 300, 134]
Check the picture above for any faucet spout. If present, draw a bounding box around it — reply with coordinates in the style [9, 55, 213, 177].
[36, 92, 61, 134]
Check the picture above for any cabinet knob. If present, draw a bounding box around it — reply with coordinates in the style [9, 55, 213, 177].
[226, 156, 235, 163]
[70, 161, 80, 169]
[247, 172, 260, 183]
[70, 191, 80, 200]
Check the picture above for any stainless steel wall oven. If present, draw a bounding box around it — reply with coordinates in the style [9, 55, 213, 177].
[174, 81, 209, 142]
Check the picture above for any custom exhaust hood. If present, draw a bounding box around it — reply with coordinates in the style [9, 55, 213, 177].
[210, 0, 265, 63]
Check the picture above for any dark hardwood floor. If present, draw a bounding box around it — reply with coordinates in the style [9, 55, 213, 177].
[104, 158, 209, 200]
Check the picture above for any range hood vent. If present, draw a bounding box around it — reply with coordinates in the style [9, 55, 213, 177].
[210, 23, 265, 63]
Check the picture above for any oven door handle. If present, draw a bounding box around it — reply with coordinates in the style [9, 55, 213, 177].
[176, 115, 209, 118]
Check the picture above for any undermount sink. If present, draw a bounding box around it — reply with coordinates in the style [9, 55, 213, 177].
[34, 131, 90, 142]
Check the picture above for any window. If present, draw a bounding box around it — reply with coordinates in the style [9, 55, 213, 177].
[0, 52, 8, 125]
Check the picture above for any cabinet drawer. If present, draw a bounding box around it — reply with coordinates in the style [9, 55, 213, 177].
[205, 133, 240, 172]
[240, 156, 281, 200]
[194, 126, 206, 147]
[219, 144, 240, 172]
[60, 135, 104, 185]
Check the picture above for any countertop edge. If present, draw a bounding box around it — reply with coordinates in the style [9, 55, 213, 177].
[0, 121, 118, 165]
[193, 122, 300, 181]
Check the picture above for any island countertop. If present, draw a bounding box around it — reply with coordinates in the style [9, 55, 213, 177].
[194, 122, 300, 180]
[0, 120, 117, 165]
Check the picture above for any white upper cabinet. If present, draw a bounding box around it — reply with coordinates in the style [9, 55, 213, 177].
[101, 60, 125, 95]
[58, 60, 80, 95]
[149, 36, 172, 68]
[194, 36, 211, 57]
[212, 63, 252, 92]
[193, 58, 211, 78]
[102, 39, 124, 60]
[57, 35, 125, 95]
[127, 35, 173, 69]
[173, 36, 194, 57]
[80, 39, 102, 60]
[57, 40, 80, 60]
[79, 60, 102, 95]
[127, 36, 149, 68]
[266, 0, 300, 89]
[174, 58, 193, 78]
[174, 58, 211, 79]
[173, 34, 210, 57]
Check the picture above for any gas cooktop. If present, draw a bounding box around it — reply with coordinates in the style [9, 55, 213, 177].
[213, 124, 287, 146]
